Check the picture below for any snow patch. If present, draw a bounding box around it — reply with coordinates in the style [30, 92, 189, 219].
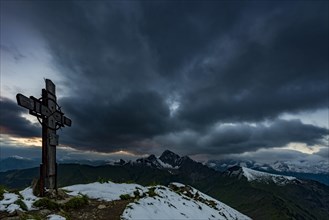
[20, 187, 39, 210]
[63, 182, 148, 201]
[47, 214, 66, 220]
[156, 158, 179, 169]
[122, 183, 251, 220]
[171, 183, 251, 219]
[11, 155, 28, 160]
[0, 192, 19, 213]
[242, 167, 297, 185]
[0, 187, 39, 213]
[171, 182, 185, 187]
[207, 162, 216, 167]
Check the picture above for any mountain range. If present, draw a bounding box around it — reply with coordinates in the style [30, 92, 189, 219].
[0, 156, 108, 172]
[206, 158, 329, 174]
[1, 150, 329, 219]
[2, 151, 328, 186]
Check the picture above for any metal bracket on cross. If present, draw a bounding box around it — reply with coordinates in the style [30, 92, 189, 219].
[16, 79, 72, 196]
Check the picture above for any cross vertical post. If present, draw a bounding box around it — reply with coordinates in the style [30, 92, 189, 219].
[43, 79, 58, 193]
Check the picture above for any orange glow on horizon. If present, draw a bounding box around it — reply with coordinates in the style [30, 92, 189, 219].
[112, 150, 137, 156]
[9, 137, 42, 147]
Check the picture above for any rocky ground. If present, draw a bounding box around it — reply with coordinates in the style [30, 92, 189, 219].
[0, 196, 132, 220]
[67, 199, 132, 220]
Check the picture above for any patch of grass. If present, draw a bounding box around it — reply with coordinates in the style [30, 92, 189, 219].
[0, 185, 7, 200]
[120, 194, 132, 200]
[147, 187, 157, 197]
[168, 183, 179, 191]
[33, 198, 60, 210]
[15, 198, 28, 211]
[170, 185, 195, 198]
[125, 180, 135, 184]
[98, 176, 107, 183]
[19, 213, 42, 220]
[206, 200, 217, 209]
[194, 192, 200, 199]
[63, 194, 89, 209]
[59, 210, 72, 220]
[148, 181, 160, 186]
[9, 189, 21, 195]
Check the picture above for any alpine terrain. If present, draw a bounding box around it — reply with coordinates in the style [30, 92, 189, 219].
[0, 181, 250, 220]
[1, 150, 329, 219]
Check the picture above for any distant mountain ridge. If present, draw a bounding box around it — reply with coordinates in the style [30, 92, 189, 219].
[2, 150, 328, 185]
[206, 158, 329, 174]
[225, 166, 301, 185]
[206, 158, 329, 186]
[0, 156, 39, 172]
[134, 150, 196, 168]
[0, 157, 109, 172]
[1, 150, 329, 220]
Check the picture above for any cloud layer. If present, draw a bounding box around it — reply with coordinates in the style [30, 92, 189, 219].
[1, 1, 328, 156]
[0, 97, 40, 138]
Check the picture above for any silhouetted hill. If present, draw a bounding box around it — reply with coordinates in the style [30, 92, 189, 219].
[0, 156, 39, 172]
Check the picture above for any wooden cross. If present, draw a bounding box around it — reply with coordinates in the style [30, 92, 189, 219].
[16, 79, 71, 196]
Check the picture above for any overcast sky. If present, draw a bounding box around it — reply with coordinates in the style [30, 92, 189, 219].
[1, 1, 328, 162]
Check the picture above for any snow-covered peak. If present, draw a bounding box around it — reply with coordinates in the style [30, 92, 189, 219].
[155, 157, 179, 169]
[159, 150, 181, 167]
[206, 158, 329, 174]
[107, 159, 127, 166]
[135, 152, 181, 170]
[121, 150, 203, 171]
[241, 167, 299, 185]
[271, 160, 329, 174]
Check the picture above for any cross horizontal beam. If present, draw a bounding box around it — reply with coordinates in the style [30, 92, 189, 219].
[16, 93, 71, 127]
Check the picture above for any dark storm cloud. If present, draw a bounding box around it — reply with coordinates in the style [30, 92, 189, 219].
[138, 1, 248, 77]
[176, 2, 328, 126]
[0, 97, 40, 138]
[156, 119, 328, 155]
[5, 1, 328, 154]
[58, 90, 172, 152]
[315, 147, 329, 159]
[214, 148, 328, 165]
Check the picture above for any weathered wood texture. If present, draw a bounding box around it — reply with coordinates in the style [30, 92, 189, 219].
[16, 79, 71, 195]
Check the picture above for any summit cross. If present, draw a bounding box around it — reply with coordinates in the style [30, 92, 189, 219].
[16, 79, 72, 196]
